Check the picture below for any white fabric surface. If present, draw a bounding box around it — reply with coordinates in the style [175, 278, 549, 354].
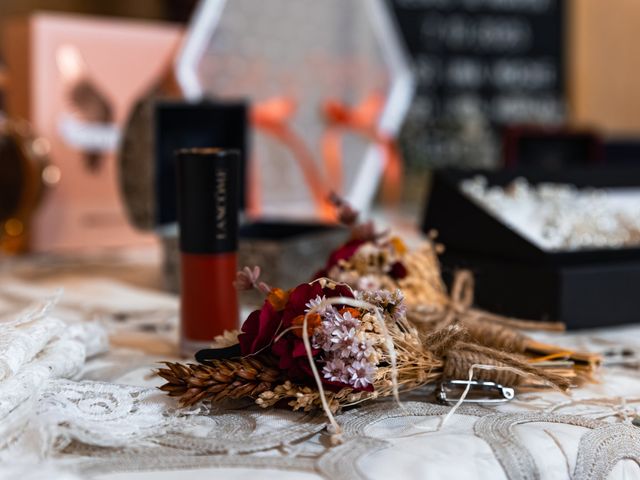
[0, 258, 638, 480]
[0, 336, 85, 421]
[0, 295, 107, 426]
[0, 292, 110, 478]
[95, 469, 323, 480]
[0, 309, 65, 381]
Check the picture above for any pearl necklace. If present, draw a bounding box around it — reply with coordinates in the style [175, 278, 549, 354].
[460, 176, 640, 251]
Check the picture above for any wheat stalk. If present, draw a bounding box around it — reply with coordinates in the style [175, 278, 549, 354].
[157, 355, 284, 407]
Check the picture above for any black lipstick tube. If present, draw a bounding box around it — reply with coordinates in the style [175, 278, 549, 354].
[176, 148, 240, 356]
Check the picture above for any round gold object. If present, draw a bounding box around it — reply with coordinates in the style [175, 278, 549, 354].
[4, 218, 24, 237]
[0, 116, 49, 254]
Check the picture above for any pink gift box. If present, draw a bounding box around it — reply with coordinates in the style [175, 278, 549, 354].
[3, 13, 182, 251]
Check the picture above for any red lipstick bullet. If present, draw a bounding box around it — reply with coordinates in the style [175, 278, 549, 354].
[176, 148, 240, 356]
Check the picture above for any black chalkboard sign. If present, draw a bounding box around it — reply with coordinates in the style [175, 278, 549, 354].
[388, 0, 565, 126]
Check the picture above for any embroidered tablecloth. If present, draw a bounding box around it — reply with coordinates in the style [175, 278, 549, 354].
[0, 248, 639, 480]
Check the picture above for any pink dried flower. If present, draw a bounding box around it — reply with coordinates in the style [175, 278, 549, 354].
[348, 337, 375, 361]
[337, 310, 360, 331]
[313, 309, 361, 352]
[234, 266, 271, 294]
[348, 359, 376, 389]
[330, 325, 358, 357]
[330, 193, 359, 226]
[305, 295, 336, 319]
[322, 358, 350, 384]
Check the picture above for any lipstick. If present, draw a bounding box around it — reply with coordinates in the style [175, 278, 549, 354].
[176, 148, 240, 356]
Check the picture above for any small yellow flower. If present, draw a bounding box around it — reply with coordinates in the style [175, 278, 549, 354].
[267, 288, 290, 311]
[291, 313, 322, 338]
[390, 236, 407, 255]
[338, 307, 362, 319]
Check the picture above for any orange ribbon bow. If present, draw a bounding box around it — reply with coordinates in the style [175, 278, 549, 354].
[250, 97, 334, 220]
[321, 93, 403, 204]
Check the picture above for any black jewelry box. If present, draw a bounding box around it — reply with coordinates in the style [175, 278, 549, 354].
[422, 167, 640, 329]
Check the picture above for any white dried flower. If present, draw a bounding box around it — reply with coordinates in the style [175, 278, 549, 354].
[348, 336, 375, 361]
[332, 327, 358, 358]
[337, 310, 359, 330]
[357, 288, 406, 322]
[357, 274, 381, 291]
[315, 309, 361, 354]
[347, 359, 376, 389]
[305, 295, 336, 318]
[311, 301, 379, 388]
[322, 357, 350, 384]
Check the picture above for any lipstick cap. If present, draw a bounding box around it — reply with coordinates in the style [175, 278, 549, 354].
[176, 148, 239, 254]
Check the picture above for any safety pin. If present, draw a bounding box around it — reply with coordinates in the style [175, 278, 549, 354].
[602, 348, 640, 368]
[436, 379, 515, 405]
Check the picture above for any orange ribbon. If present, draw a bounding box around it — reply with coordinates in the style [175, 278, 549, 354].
[321, 93, 403, 204]
[250, 97, 334, 220]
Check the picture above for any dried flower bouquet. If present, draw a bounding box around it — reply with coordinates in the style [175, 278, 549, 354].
[158, 198, 599, 426]
[160, 277, 444, 413]
[158, 273, 586, 417]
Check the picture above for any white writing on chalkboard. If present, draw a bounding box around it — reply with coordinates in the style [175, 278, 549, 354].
[421, 14, 532, 53]
[415, 55, 556, 90]
[390, 0, 563, 126]
[396, 0, 552, 13]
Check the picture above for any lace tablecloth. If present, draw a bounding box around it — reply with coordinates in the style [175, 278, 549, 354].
[0, 250, 639, 480]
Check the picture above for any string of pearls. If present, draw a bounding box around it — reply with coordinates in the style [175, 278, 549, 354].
[460, 176, 640, 251]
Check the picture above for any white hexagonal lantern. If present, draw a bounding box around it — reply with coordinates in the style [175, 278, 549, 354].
[176, 0, 414, 220]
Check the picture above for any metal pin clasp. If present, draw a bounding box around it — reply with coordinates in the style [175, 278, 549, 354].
[437, 379, 515, 405]
[602, 348, 640, 368]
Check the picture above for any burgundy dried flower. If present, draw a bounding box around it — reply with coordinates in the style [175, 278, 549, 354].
[238, 280, 355, 385]
[389, 261, 408, 280]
